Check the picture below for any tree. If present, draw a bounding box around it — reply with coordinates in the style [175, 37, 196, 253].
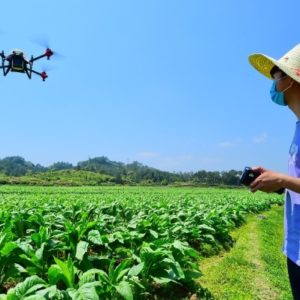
[0, 156, 34, 176]
[221, 170, 241, 186]
[114, 173, 123, 184]
[49, 162, 73, 171]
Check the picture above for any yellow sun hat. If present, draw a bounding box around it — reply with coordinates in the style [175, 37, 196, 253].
[249, 44, 300, 83]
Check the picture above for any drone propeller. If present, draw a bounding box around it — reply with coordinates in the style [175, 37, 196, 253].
[38, 63, 59, 81]
[45, 48, 54, 60]
[41, 71, 48, 81]
[29, 34, 49, 48]
[29, 34, 64, 59]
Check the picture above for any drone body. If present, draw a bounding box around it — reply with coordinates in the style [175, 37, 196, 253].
[0, 48, 53, 81]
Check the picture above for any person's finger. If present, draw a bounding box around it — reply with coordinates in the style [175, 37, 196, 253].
[250, 176, 263, 191]
[251, 182, 264, 192]
[252, 166, 266, 173]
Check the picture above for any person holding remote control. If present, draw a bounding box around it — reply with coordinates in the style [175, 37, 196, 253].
[249, 44, 300, 300]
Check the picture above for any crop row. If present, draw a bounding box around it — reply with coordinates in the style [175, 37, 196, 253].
[0, 186, 283, 299]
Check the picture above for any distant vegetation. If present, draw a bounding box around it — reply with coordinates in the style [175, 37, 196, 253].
[0, 156, 242, 186]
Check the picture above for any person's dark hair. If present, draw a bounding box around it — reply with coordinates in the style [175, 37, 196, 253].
[270, 65, 287, 78]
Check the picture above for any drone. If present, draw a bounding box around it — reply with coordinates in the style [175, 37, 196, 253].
[0, 48, 54, 81]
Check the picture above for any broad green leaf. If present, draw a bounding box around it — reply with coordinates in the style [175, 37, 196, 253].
[184, 269, 202, 280]
[0, 233, 8, 249]
[76, 241, 89, 261]
[162, 258, 175, 265]
[1, 242, 18, 256]
[67, 282, 100, 300]
[128, 263, 144, 277]
[149, 230, 158, 239]
[35, 243, 46, 261]
[22, 296, 46, 300]
[14, 263, 28, 274]
[185, 247, 199, 258]
[17, 242, 34, 256]
[31, 233, 41, 245]
[128, 277, 145, 290]
[151, 276, 175, 284]
[48, 265, 63, 285]
[25, 284, 47, 297]
[203, 234, 216, 243]
[6, 290, 17, 300]
[10, 275, 46, 298]
[171, 225, 182, 234]
[96, 270, 110, 285]
[172, 261, 185, 280]
[127, 223, 136, 229]
[116, 268, 131, 283]
[53, 257, 75, 288]
[87, 230, 102, 245]
[115, 281, 133, 300]
[79, 269, 102, 286]
[172, 240, 186, 255]
[35, 285, 60, 298]
[111, 259, 131, 284]
[198, 224, 216, 233]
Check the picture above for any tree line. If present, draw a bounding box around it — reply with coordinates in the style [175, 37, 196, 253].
[0, 156, 242, 186]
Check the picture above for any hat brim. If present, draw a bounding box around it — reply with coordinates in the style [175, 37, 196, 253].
[248, 54, 276, 79]
[249, 53, 300, 82]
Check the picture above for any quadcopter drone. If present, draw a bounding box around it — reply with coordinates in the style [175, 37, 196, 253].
[0, 48, 54, 81]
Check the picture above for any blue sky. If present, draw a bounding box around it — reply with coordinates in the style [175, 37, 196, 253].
[0, 0, 299, 173]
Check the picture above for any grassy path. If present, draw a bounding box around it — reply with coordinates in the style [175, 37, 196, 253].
[198, 205, 292, 300]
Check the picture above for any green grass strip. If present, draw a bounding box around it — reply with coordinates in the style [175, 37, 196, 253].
[258, 206, 292, 300]
[199, 205, 292, 300]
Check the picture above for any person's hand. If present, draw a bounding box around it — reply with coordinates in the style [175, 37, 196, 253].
[250, 167, 284, 193]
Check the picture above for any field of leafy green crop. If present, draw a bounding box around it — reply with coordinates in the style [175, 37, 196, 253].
[0, 186, 283, 299]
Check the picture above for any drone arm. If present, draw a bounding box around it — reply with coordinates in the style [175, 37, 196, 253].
[30, 54, 47, 63]
[31, 69, 47, 81]
[30, 49, 53, 63]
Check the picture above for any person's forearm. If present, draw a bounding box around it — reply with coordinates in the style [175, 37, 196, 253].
[281, 175, 300, 193]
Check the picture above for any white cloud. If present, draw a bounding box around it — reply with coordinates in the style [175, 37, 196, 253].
[252, 133, 267, 144]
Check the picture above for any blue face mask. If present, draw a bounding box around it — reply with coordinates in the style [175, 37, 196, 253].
[270, 81, 287, 106]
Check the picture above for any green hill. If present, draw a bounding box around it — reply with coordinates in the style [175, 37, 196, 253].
[0, 156, 242, 186]
[0, 170, 114, 186]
